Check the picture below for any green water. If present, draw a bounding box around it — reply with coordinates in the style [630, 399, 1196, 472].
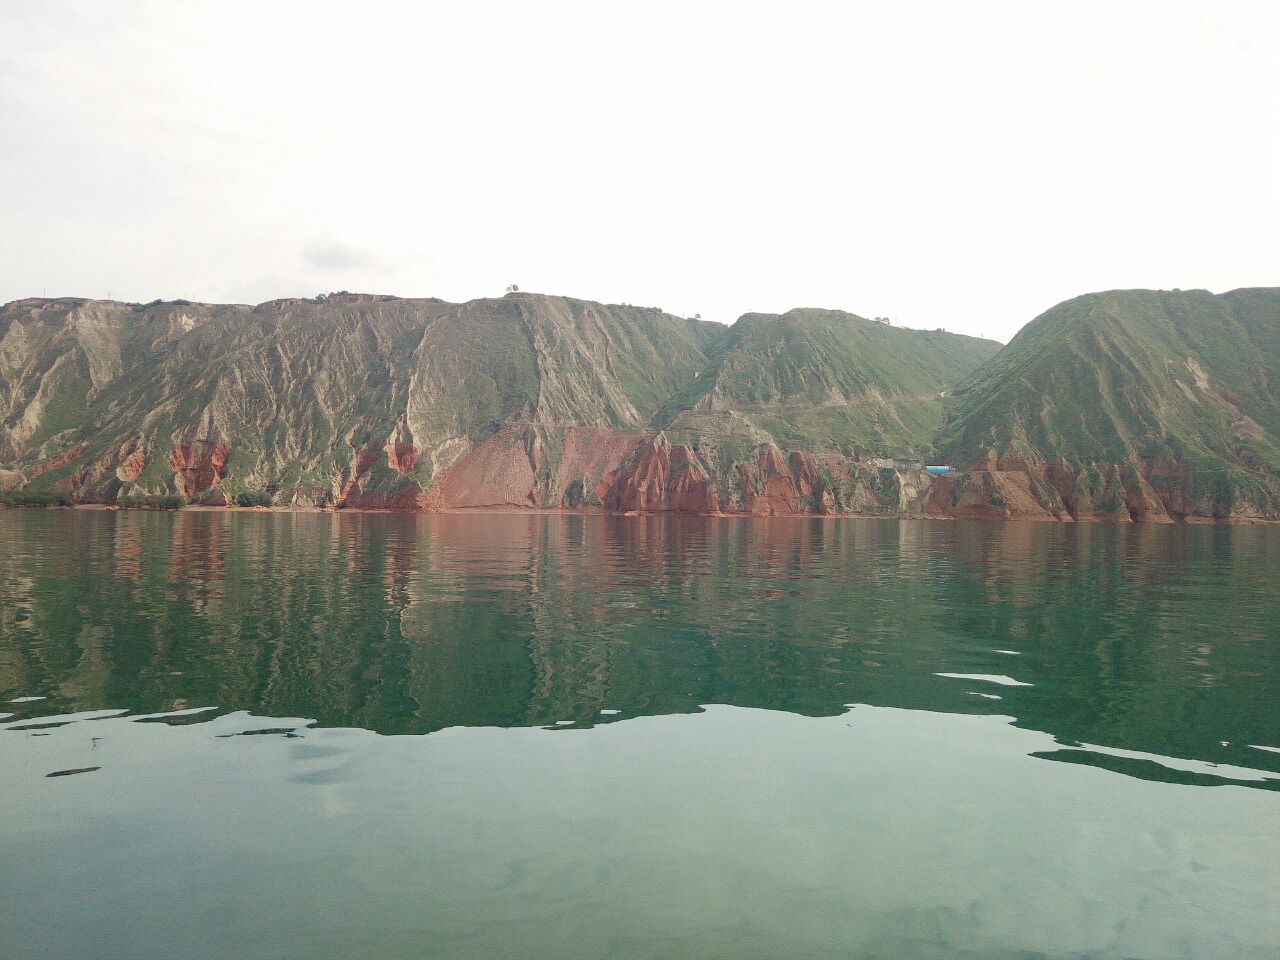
[1, 511, 1278, 960]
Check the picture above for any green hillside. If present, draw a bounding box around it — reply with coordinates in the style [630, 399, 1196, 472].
[656, 308, 1001, 458]
[937, 288, 1280, 513]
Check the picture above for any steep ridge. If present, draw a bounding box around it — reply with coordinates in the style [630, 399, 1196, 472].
[935, 288, 1280, 521]
[3, 287, 1275, 522]
[1, 294, 445, 504]
[0, 293, 719, 507]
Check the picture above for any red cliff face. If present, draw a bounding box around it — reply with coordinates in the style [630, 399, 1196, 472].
[729, 448, 871, 515]
[116, 449, 147, 482]
[171, 441, 230, 498]
[419, 427, 543, 510]
[742, 445, 805, 516]
[418, 429, 949, 519]
[666, 445, 720, 514]
[923, 463, 1065, 521]
[600, 435, 720, 514]
[962, 456, 1199, 522]
[339, 482, 426, 510]
[140, 421, 1275, 523]
[602, 436, 672, 512]
[557, 428, 647, 506]
[122, 427, 1274, 522]
[383, 418, 420, 474]
[335, 448, 385, 506]
[789, 451, 822, 499]
[928, 454, 1272, 522]
[28, 444, 88, 481]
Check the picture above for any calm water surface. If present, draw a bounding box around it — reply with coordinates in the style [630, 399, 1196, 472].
[1, 511, 1278, 959]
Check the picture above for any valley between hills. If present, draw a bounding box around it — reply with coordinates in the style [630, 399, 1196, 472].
[1, 287, 1277, 522]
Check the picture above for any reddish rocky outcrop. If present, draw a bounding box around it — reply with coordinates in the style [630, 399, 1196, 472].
[665, 445, 720, 513]
[933, 454, 1279, 522]
[600, 434, 719, 514]
[334, 448, 385, 506]
[923, 469, 1061, 521]
[789, 451, 822, 499]
[602, 435, 675, 512]
[419, 426, 654, 512]
[171, 441, 230, 498]
[420, 427, 544, 510]
[554, 428, 648, 507]
[27, 444, 88, 481]
[741, 445, 803, 516]
[415, 427, 980, 519]
[14, 421, 1266, 523]
[383, 418, 420, 474]
[415, 427, 957, 518]
[339, 482, 426, 510]
[116, 448, 147, 482]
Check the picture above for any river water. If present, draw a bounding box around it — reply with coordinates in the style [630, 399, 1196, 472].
[2, 510, 1277, 959]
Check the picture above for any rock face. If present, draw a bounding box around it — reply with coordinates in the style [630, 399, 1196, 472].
[415, 424, 938, 519]
[0, 293, 718, 508]
[171, 441, 231, 499]
[1, 287, 1276, 521]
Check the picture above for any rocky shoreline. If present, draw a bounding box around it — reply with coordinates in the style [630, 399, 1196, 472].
[7, 423, 1279, 524]
[4, 502, 1276, 524]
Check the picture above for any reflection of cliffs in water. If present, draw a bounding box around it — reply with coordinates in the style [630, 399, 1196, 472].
[1, 512, 1278, 780]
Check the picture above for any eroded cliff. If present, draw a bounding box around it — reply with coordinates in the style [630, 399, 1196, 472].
[2, 287, 1275, 521]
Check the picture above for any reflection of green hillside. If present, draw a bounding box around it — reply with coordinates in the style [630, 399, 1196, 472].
[1, 512, 1277, 786]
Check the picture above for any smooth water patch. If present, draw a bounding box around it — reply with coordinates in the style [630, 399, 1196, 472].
[3, 703, 1278, 960]
[2, 510, 1279, 959]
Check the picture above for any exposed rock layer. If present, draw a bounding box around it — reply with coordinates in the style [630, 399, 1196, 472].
[1, 288, 1277, 521]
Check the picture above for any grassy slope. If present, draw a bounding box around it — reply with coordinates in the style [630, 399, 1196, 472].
[937, 288, 1280, 500]
[656, 308, 1001, 458]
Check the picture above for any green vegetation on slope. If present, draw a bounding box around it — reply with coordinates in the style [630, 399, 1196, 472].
[655, 308, 1001, 458]
[937, 288, 1280, 510]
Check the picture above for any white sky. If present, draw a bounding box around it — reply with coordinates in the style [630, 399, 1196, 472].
[1, 1, 1276, 342]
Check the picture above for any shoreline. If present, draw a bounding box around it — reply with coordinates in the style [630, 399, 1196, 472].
[2, 502, 1277, 525]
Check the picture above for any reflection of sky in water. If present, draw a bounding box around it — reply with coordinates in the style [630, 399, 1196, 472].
[934, 673, 1033, 686]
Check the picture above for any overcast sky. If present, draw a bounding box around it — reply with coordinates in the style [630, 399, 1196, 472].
[1, 1, 1276, 341]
